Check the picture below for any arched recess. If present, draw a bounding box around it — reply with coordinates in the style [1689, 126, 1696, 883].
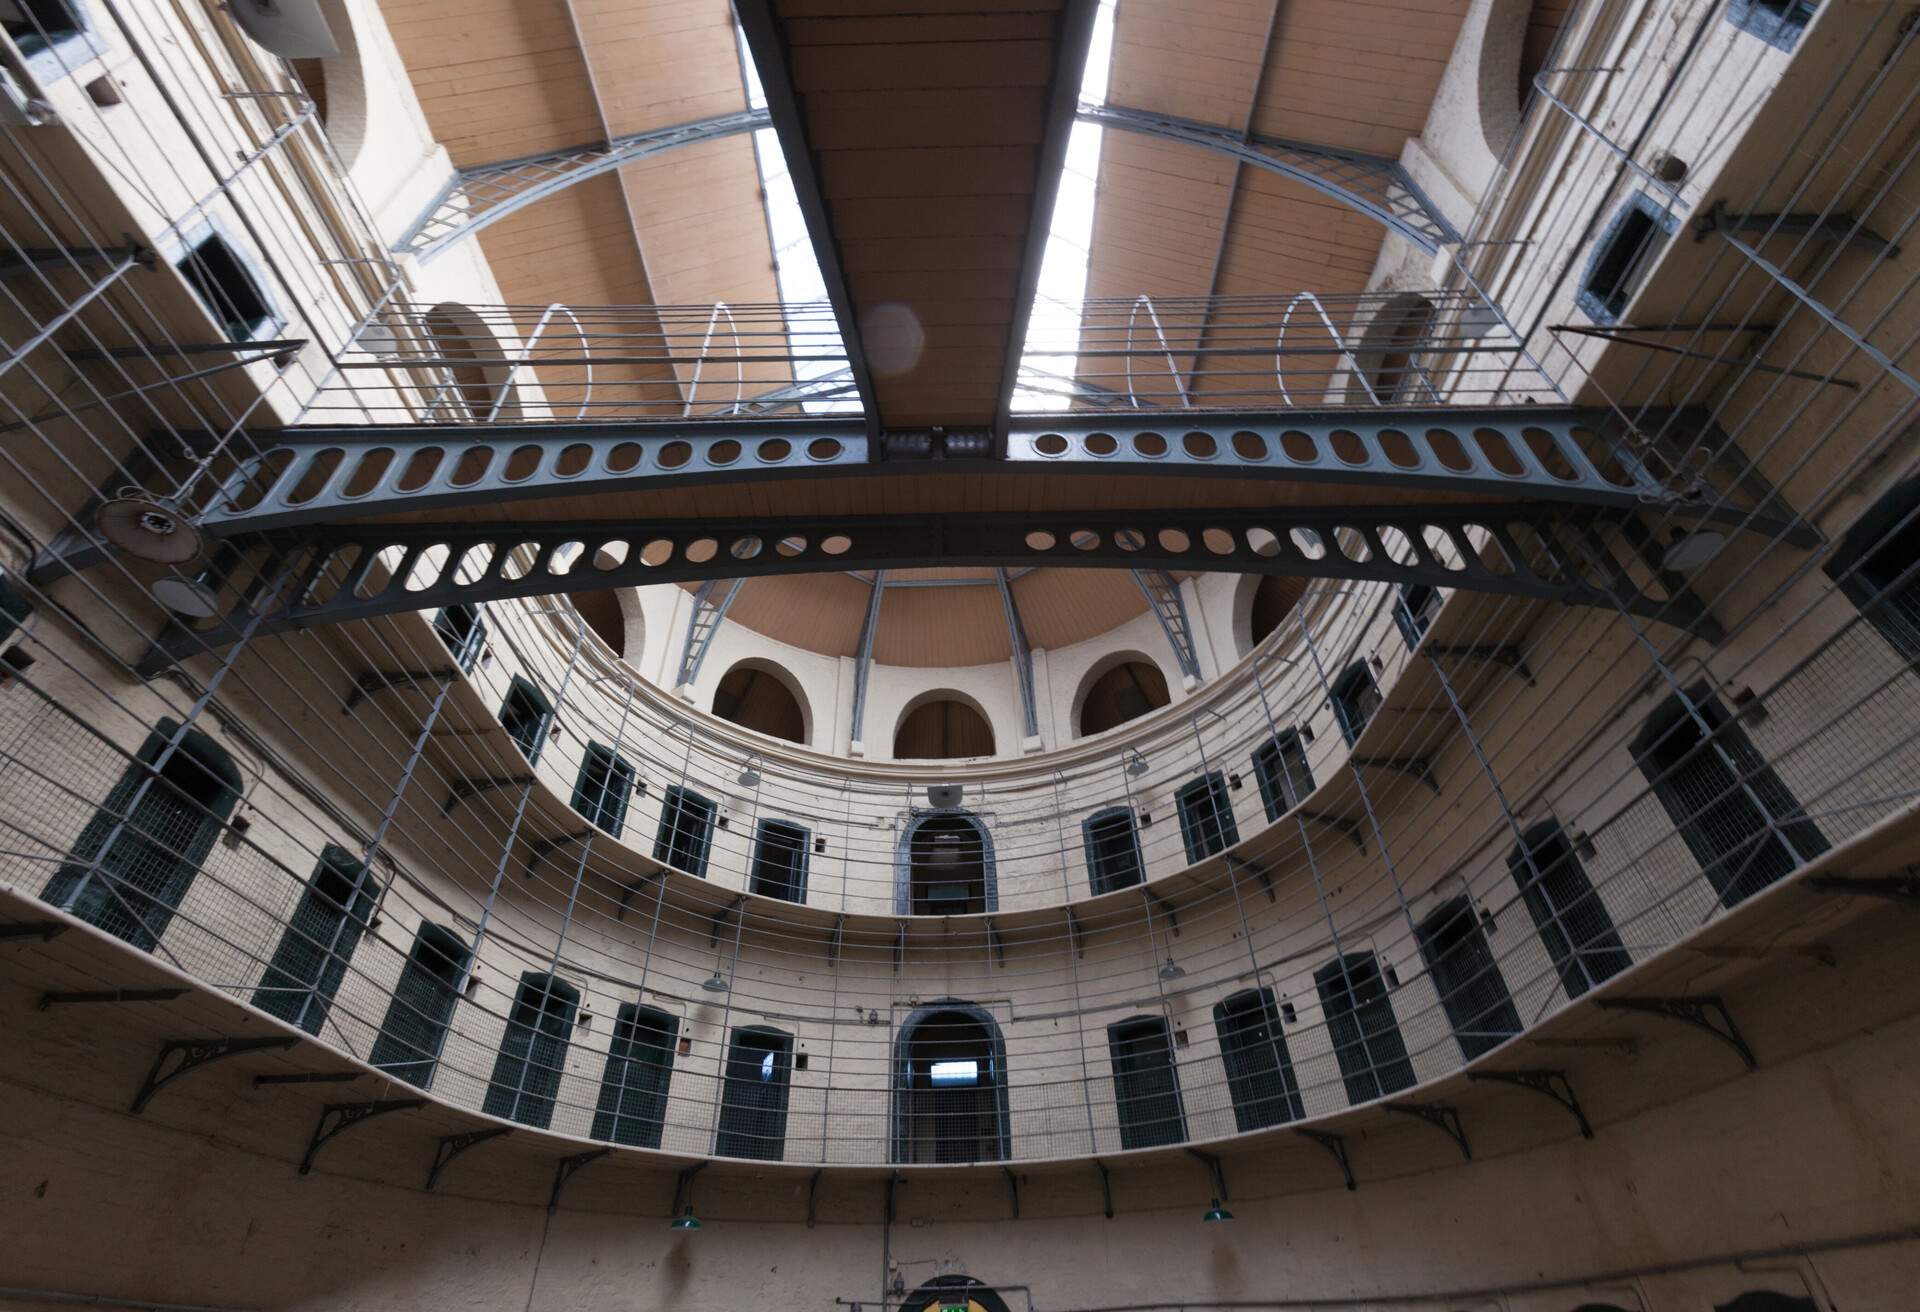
[1344, 292, 1439, 404]
[420, 303, 515, 420]
[899, 1276, 1014, 1312]
[890, 1000, 1011, 1163]
[286, 0, 370, 171]
[1074, 651, 1171, 738]
[893, 691, 995, 760]
[1234, 574, 1308, 655]
[896, 811, 996, 915]
[710, 658, 811, 746]
[568, 589, 627, 657]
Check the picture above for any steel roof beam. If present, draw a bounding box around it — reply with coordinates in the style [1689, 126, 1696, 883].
[138, 502, 1723, 672]
[995, 568, 1041, 740]
[1132, 570, 1202, 684]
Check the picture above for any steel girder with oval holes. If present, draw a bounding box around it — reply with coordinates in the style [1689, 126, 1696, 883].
[173, 409, 1811, 545]
[138, 502, 1730, 673]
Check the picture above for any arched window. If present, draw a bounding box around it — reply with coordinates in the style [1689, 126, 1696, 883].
[1314, 953, 1416, 1105]
[1082, 806, 1144, 894]
[892, 1002, 1010, 1163]
[483, 971, 579, 1129]
[498, 676, 553, 764]
[1630, 683, 1826, 907]
[1077, 659, 1170, 737]
[655, 785, 717, 877]
[749, 818, 810, 903]
[1508, 822, 1629, 999]
[1252, 730, 1314, 820]
[900, 812, 995, 914]
[712, 661, 808, 744]
[591, 1003, 675, 1148]
[1176, 772, 1239, 861]
[253, 844, 376, 1035]
[369, 922, 470, 1090]
[1215, 988, 1304, 1130]
[1826, 477, 1920, 662]
[1108, 1014, 1185, 1148]
[900, 1277, 1014, 1312]
[894, 696, 995, 759]
[572, 742, 636, 837]
[715, 1025, 792, 1160]
[1415, 897, 1521, 1060]
[44, 720, 242, 951]
[1248, 575, 1304, 649]
[1330, 661, 1381, 744]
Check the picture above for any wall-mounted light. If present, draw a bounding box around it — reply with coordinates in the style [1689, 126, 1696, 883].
[1202, 1198, 1234, 1223]
[1123, 748, 1150, 777]
[1159, 957, 1186, 981]
[670, 1206, 701, 1231]
[701, 969, 729, 994]
[737, 755, 763, 788]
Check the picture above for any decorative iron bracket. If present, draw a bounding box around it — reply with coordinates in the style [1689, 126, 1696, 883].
[1298, 1129, 1356, 1191]
[39, 988, 184, 1009]
[550, 1147, 613, 1214]
[708, 894, 747, 948]
[444, 775, 533, 815]
[1806, 873, 1920, 904]
[523, 830, 593, 881]
[1384, 1101, 1471, 1160]
[1595, 995, 1756, 1070]
[1094, 1159, 1113, 1218]
[1004, 1167, 1021, 1219]
[298, 1098, 425, 1174]
[806, 1168, 823, 1227]
[1352, 756, 1439, 794]
[427, 1127, 513, 1190]
[1187, 1148, 1229, 1200]
[1467, 1068, 1594, 1139]
[1300, 810, 1367, 853]
[342, 669, 452, 714]
[131, 1036, 298, 1113]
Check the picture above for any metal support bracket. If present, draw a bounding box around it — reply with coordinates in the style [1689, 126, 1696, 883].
[1298, 1129, 1356, 1191]
[549, 1147, 612, 1214]
[1144, 889, 1179, 936]
[342, 669, 452, 714]
[828, 914, 845, 968]
[426, 1127, 512, 1190]
[1595, 995, 1756, 1070]
[1352, 756, 1439, 794]
[1005, 1167, 1021, 1219]
[1094, 1159, 1114, 1218]
[1066, 908, 1085, 959]
[443, 775, 533, 815]
[1467, 1068, 1594, 1139]
[0, 921, 67, 943]
[1692, 201, 1900, 258]
[298, 1098, 424, 1174]
[39, 988, 184, 1008]
[523, 830, 593, 880]
[1384, 1101, 1471, 1160]
[253, 1071, 361, 1087]
[1806, 873, 1920, 904]
[1187, 1148, 1229, 1200]
[131, 1036, 298, 1113]
[1299, 810, 1367, 853]
[1229, 856, 1277, 903]
[1425, 645, 1534, 684]
[985, 916, 1005, 967]
[708, 894, 747, 948]
[670, 1159, 709, 1218]
[807, 1169, 823, 1227]
[615, 873, 662, 921]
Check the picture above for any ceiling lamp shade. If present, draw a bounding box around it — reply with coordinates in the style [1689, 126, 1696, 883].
[1202, 1198, 1234, 1223]
[701, 969, 729, 993]
[670, 1206, 701, 1231]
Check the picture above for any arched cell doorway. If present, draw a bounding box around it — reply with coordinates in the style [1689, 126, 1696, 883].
[891, 1001, 1011, 1163]
[712, 659, 809, 745]
[900, 1276, 1014, 1312]
[894, 693, 995, 759]
[1076, 656, 1170, 737]
[897, 811, 996, 915]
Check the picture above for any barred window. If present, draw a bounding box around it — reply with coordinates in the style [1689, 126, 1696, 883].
[591, 1003, 675, 1148]
[498, 676, 553, 764]
[715, 1026, 792, 1161]
[369, 922, 469, 1090]
[1508, 823, 1629, 999]
[1108, 1015, 1185, 1148]
[483, 972, 579, 1129]
[1415, 897, 1521, 1061]
[1175, 772, 1238, 861]
[1330, 662, 1381, 745]
[1251, 731, 1313, 820]
[174, 230, 280, 343]
[253, 844, 377, 1035]
[749, 818, 810, 903]
[1314, 953, 1416, 1104]
[433, 604, 486, 673]
[655, 785, 717, 877]
[1215, 988, 1304, 1130]
[893, 1005, 1009, 1164]
[1082, 806, 1144, 894]
[571, 742, 636, 837]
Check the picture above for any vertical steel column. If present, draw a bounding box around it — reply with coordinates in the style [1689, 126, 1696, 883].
[849, 571, 886, 746]
[995, 568, 1040, 739]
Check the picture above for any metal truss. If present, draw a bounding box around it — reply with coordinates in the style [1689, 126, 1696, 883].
[167, 409, 1811, 547]
[994, 569, 1040, 738]
[1132, 569, 1201, 682]
[1082, 103, 1457, 254]
[676, 578, 744, 688]
[395, 111, 770, 261]
[848, 570, 886, 746]
[143, 502, 1723, 669]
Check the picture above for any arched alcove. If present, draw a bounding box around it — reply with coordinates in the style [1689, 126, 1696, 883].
[1238, 574, 1308, 653]
[711, 659, 810, 745]
[287, 0, 370, 170]
[891, 1001, 1011, 1163]
[421, 303, 512, 419]
[894, 693, 995, 760]
[568, 590, 626, 657]
[897, 811, 996, 915]
[1349, 292, 1437, 403]
[1075, 655, 1171, 738]
[900, 1277, 1014, 1312]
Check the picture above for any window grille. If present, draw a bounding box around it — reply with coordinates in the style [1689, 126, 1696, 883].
[173, 230, 279, 342]
[571, 742, 636, 836]
[368, 922, 470, 1090]
[893, 1005, 1010, 1164]
[1314, 953, 1416, 1104]
[1727, 0, 1818, 50]
[1393, 584, 1440, 648]
[1825, 479, 1920, 663]
[42, 720, 241, 951]
[749, 818, 810, 902]
[498, 676, 553, 764]
[252, 844, 376, 1035]
[1631, 683, 1827, 908]
[1508, 823, 1630, 999]
[1082, 806, 1144, 893]
[432, 604, 486, 673]
[590, 1003, 676, 1148]
[482, 971, 579, 1129]
[715, 1026, 792, 1160]
[906, 812, 992, 913]
[1175, 772, 1239, 861]
[1578, 193, 1679, 324]
[654, 785, 716, 877]
[1415, 896, 1522, 1060]
[1329, 662, 1381, 745]
[1108, 1015, 1186, 1148]
[1251, 731, 1314, 821]
[1214, 988, 1305, 1131]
